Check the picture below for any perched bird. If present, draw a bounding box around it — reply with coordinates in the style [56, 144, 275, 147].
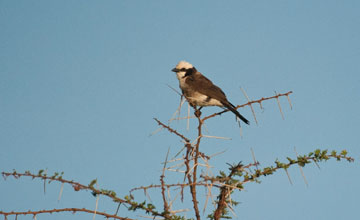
[172, 61, 249, 125]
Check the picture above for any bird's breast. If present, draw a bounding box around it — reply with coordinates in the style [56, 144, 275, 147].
[184, 91, 222, 107]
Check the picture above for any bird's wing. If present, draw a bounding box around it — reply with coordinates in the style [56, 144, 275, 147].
[185, 72, 228, 101]
[185, 71, 250, 124]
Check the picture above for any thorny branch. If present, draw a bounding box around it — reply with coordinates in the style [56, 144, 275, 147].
[188, 112, 204, 220]
[154, 118, 190, 143]
[130, 182, 216, 194]
[1, 90, 355, 220]
[152, 91, 295, 220]
[206, 151, 354, 220]
[213, 163, 244, 220]
[1, 171, 162, 218]
[202, 90, 293, 121]
[151, 90, 353, 220]
[160, 148, 171, 219]
[154, 118, 210, 160]
[0, 208, 133, 220]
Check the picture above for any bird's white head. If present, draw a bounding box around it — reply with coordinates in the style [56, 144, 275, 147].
[175, 61, 193, 70]
[172, 61, 194, 81]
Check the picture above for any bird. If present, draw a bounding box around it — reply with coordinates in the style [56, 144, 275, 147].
[171, 61, 249, 125]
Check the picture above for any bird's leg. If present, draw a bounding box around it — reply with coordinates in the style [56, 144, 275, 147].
[194, 106, 202, 117]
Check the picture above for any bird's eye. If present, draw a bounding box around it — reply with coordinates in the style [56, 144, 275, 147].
[181, 68, 187, 71]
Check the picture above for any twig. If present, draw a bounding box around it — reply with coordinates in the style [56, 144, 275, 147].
[203, 91, 293, 121]
[137, 215, 164, 220]
[160, 148, 170, 217]
[154, 118, 210, 160]
[213, 162, 244, 220]
[129, 182, 212, 194]
[1, 171, 160, 217]
[154, 118, 190, 143]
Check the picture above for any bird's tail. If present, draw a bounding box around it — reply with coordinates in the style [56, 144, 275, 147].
[222, 101, 250, 125]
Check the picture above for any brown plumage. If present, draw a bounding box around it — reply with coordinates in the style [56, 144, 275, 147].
[172, 61, 249, 125]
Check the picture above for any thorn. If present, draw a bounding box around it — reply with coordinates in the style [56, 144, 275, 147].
[286, 94, 293, 110]
[285, 169, 293, 185]
[294, 147, 308, 187]
[58, 183, 64, 202]
[187, 103, 190, 131]
[250, 148, 258, 170]
[240, 87, 258, 125]
[93, 183, 100, 220]
[275, 91, 285, 120]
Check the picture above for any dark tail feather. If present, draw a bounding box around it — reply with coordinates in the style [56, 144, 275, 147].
[222, 101, 250, 125]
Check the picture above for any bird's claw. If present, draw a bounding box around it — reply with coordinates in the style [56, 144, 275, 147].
[194, 109, 202, 117]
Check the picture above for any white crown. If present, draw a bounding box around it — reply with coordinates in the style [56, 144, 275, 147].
[175, 61, 193, 69]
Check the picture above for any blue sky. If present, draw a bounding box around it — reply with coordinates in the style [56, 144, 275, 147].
[1, 1, 359, 219]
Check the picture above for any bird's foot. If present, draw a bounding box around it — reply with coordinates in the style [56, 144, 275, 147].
[194, 109, 202, 117]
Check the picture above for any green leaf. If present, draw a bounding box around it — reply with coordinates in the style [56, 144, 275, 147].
[340, 150, 348, 156]
[331, 150, 337, 157]
[286, 157, 295, 164]
[88, 179, 97, 188]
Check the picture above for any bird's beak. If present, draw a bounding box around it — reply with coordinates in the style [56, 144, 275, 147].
[172, 68, 179, 72]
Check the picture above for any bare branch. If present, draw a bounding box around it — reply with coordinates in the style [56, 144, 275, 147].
[160, 148, 170, 218]
[203, 91, 293, 121]
[154, 118, 190, 143]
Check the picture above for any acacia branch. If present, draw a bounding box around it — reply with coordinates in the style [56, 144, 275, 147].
[203, 91, 293, 121]
[154, 118, 190, 143]
[1, 171, 125, 201]
[209, 149, 354, 220]
[154, 118, 210, 160]
[0, 208, 133, 220]
[1, 171, 162, 218]
[188, 112, 204, 220]
[130, 182, 214, 194]
[160, 148, 170, 218]
[213, 162, 244, 220]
